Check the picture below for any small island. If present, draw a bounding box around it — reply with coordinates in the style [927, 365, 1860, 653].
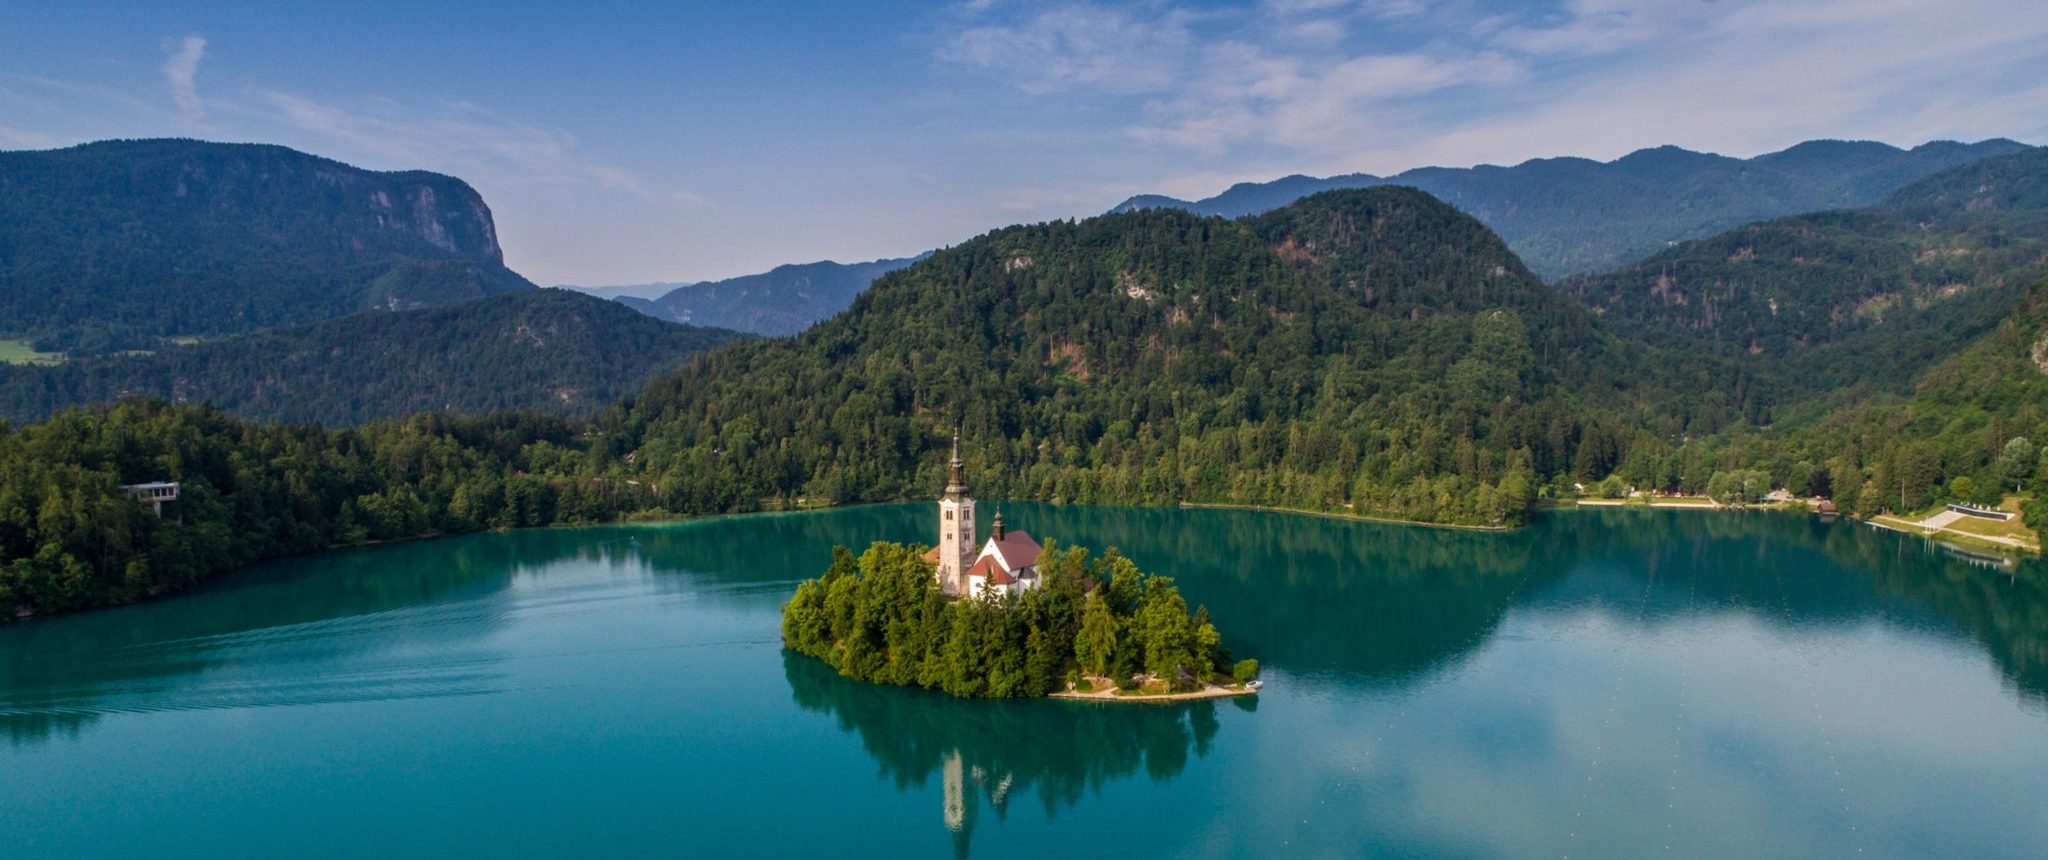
[780, 439, 1258, 700]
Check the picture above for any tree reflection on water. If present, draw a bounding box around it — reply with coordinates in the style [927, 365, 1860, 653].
[784, 651, 1245, 857]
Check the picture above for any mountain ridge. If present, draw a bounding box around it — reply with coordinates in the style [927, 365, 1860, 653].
[1559, 146, 2048, 405]
[1113, 138, 2032, 279]
[0, 138, 537, 353]
[573, 255, 925, 336]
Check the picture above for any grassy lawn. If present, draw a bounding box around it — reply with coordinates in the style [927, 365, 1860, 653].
[1648, 496, 1718, 506]
[1940, 495, 2039, 546]
[1877, 494, 2041, 552]
[1942, 515, 2036, 542]
[0, 339, 63, 366]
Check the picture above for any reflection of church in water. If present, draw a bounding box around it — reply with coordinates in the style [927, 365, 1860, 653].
[942, 749, 1013, 850]
[780, 645, 1227, 859]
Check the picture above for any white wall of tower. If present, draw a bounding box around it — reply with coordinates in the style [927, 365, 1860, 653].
[938, 496, 977, 593]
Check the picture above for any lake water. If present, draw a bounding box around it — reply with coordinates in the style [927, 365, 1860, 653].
[4, 504, 2046, 858]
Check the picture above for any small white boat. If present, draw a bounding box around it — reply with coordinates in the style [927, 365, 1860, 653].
[1244, 680, 1263, 692]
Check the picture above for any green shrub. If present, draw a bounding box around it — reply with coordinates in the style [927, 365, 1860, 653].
[1233, 659, 1260, 684]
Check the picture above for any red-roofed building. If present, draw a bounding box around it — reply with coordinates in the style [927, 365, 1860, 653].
[962, 510, 1041, 597]
[927, 436, 1045, 599]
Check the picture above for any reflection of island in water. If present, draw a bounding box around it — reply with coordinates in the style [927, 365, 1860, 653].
[1041, 502, 2048, 704]
[784, 652, 1239, 856]
[1002, 502, 1554, 684]
[9, 501, 2046, 755]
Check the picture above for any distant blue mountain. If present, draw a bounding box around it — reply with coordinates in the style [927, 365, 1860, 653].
[571, 255, 925, 336]
[1112, 138, 2032, 279]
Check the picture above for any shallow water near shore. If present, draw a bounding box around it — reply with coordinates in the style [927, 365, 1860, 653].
[4, 503, 2047, 858]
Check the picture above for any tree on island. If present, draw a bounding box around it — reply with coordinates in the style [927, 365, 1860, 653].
[781, 541, 1240, 698]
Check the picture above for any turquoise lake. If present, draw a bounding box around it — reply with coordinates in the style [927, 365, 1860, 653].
[4, 504, 2047, 858]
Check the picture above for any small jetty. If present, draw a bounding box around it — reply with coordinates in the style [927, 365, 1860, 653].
[1049, 674, 1260, 703]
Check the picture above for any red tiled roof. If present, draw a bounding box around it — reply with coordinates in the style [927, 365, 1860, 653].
[967, 555, 1015, 585]
[988, 530, 1041, 571]
[922, 545, 942, 564]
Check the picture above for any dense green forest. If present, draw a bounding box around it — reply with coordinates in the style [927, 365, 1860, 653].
[606, 188, 1674, 527]
[1542, 148, 2048, 526]
[1115, 138, 2030, 279]
[0, 400, 646, 616]
[0, 139, 533, 353]
[1552, 270, 2048, 532]
[0, 290, 745, 425]
[1720, 276, 2048, 524]
[1562, 147, 2048, 402]
[780, 541, 1247, 697]
[8, 149, 2048, 621]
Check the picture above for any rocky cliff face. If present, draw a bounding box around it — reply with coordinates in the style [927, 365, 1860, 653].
[0, 138, 532, 351]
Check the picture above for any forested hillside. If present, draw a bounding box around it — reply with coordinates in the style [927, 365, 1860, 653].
[0, 290, 744, 425]
[0, 139, 534, 354]
[1885, 145, 2048, 236]
[1561, 147, 2048, 401]
[11, 170, 2048, 622]
[0, 402, 628, 616]
[1611, 274, 2048, 526]
[1790, 275, 2048, 523]
[1115, 138, 2028, 279]
[605, 187, 1669, 525]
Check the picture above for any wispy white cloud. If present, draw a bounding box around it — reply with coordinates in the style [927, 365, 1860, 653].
[161, 35, 206, 120]
[1376, 0, 2048, 170]
[940, 4, 1198, 95]
[939, 0, 2048, 192]
[252, 90, 711, 205]
[0, 125, 63, 149]
[940, 2, 1529, 154]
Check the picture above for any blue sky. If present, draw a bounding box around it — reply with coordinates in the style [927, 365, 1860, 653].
[4, 0, 2045, 285]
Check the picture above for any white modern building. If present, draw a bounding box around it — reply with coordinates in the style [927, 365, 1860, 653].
[120, 482, 180, 518]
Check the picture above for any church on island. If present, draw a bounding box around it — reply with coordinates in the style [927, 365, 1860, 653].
[922, 437, 1043, 598]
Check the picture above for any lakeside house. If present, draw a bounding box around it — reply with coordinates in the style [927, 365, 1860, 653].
[922, 437, 1043, 598]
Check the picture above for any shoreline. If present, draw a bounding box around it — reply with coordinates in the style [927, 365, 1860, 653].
[1573, 498, 1817, 510]
[1865, 514, 2041, 556]
[1049, 675, 1259, 703]
[14, 495, 2026, 624]
[1176, 501, 1512, 532]
[1575, 498, 1724, 509]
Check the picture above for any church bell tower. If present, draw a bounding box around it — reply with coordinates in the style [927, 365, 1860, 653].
[937, 434, 977, 596]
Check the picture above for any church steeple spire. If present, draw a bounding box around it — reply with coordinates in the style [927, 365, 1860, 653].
[945, 432, 969, 499]
[936, 431, 977, 597]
